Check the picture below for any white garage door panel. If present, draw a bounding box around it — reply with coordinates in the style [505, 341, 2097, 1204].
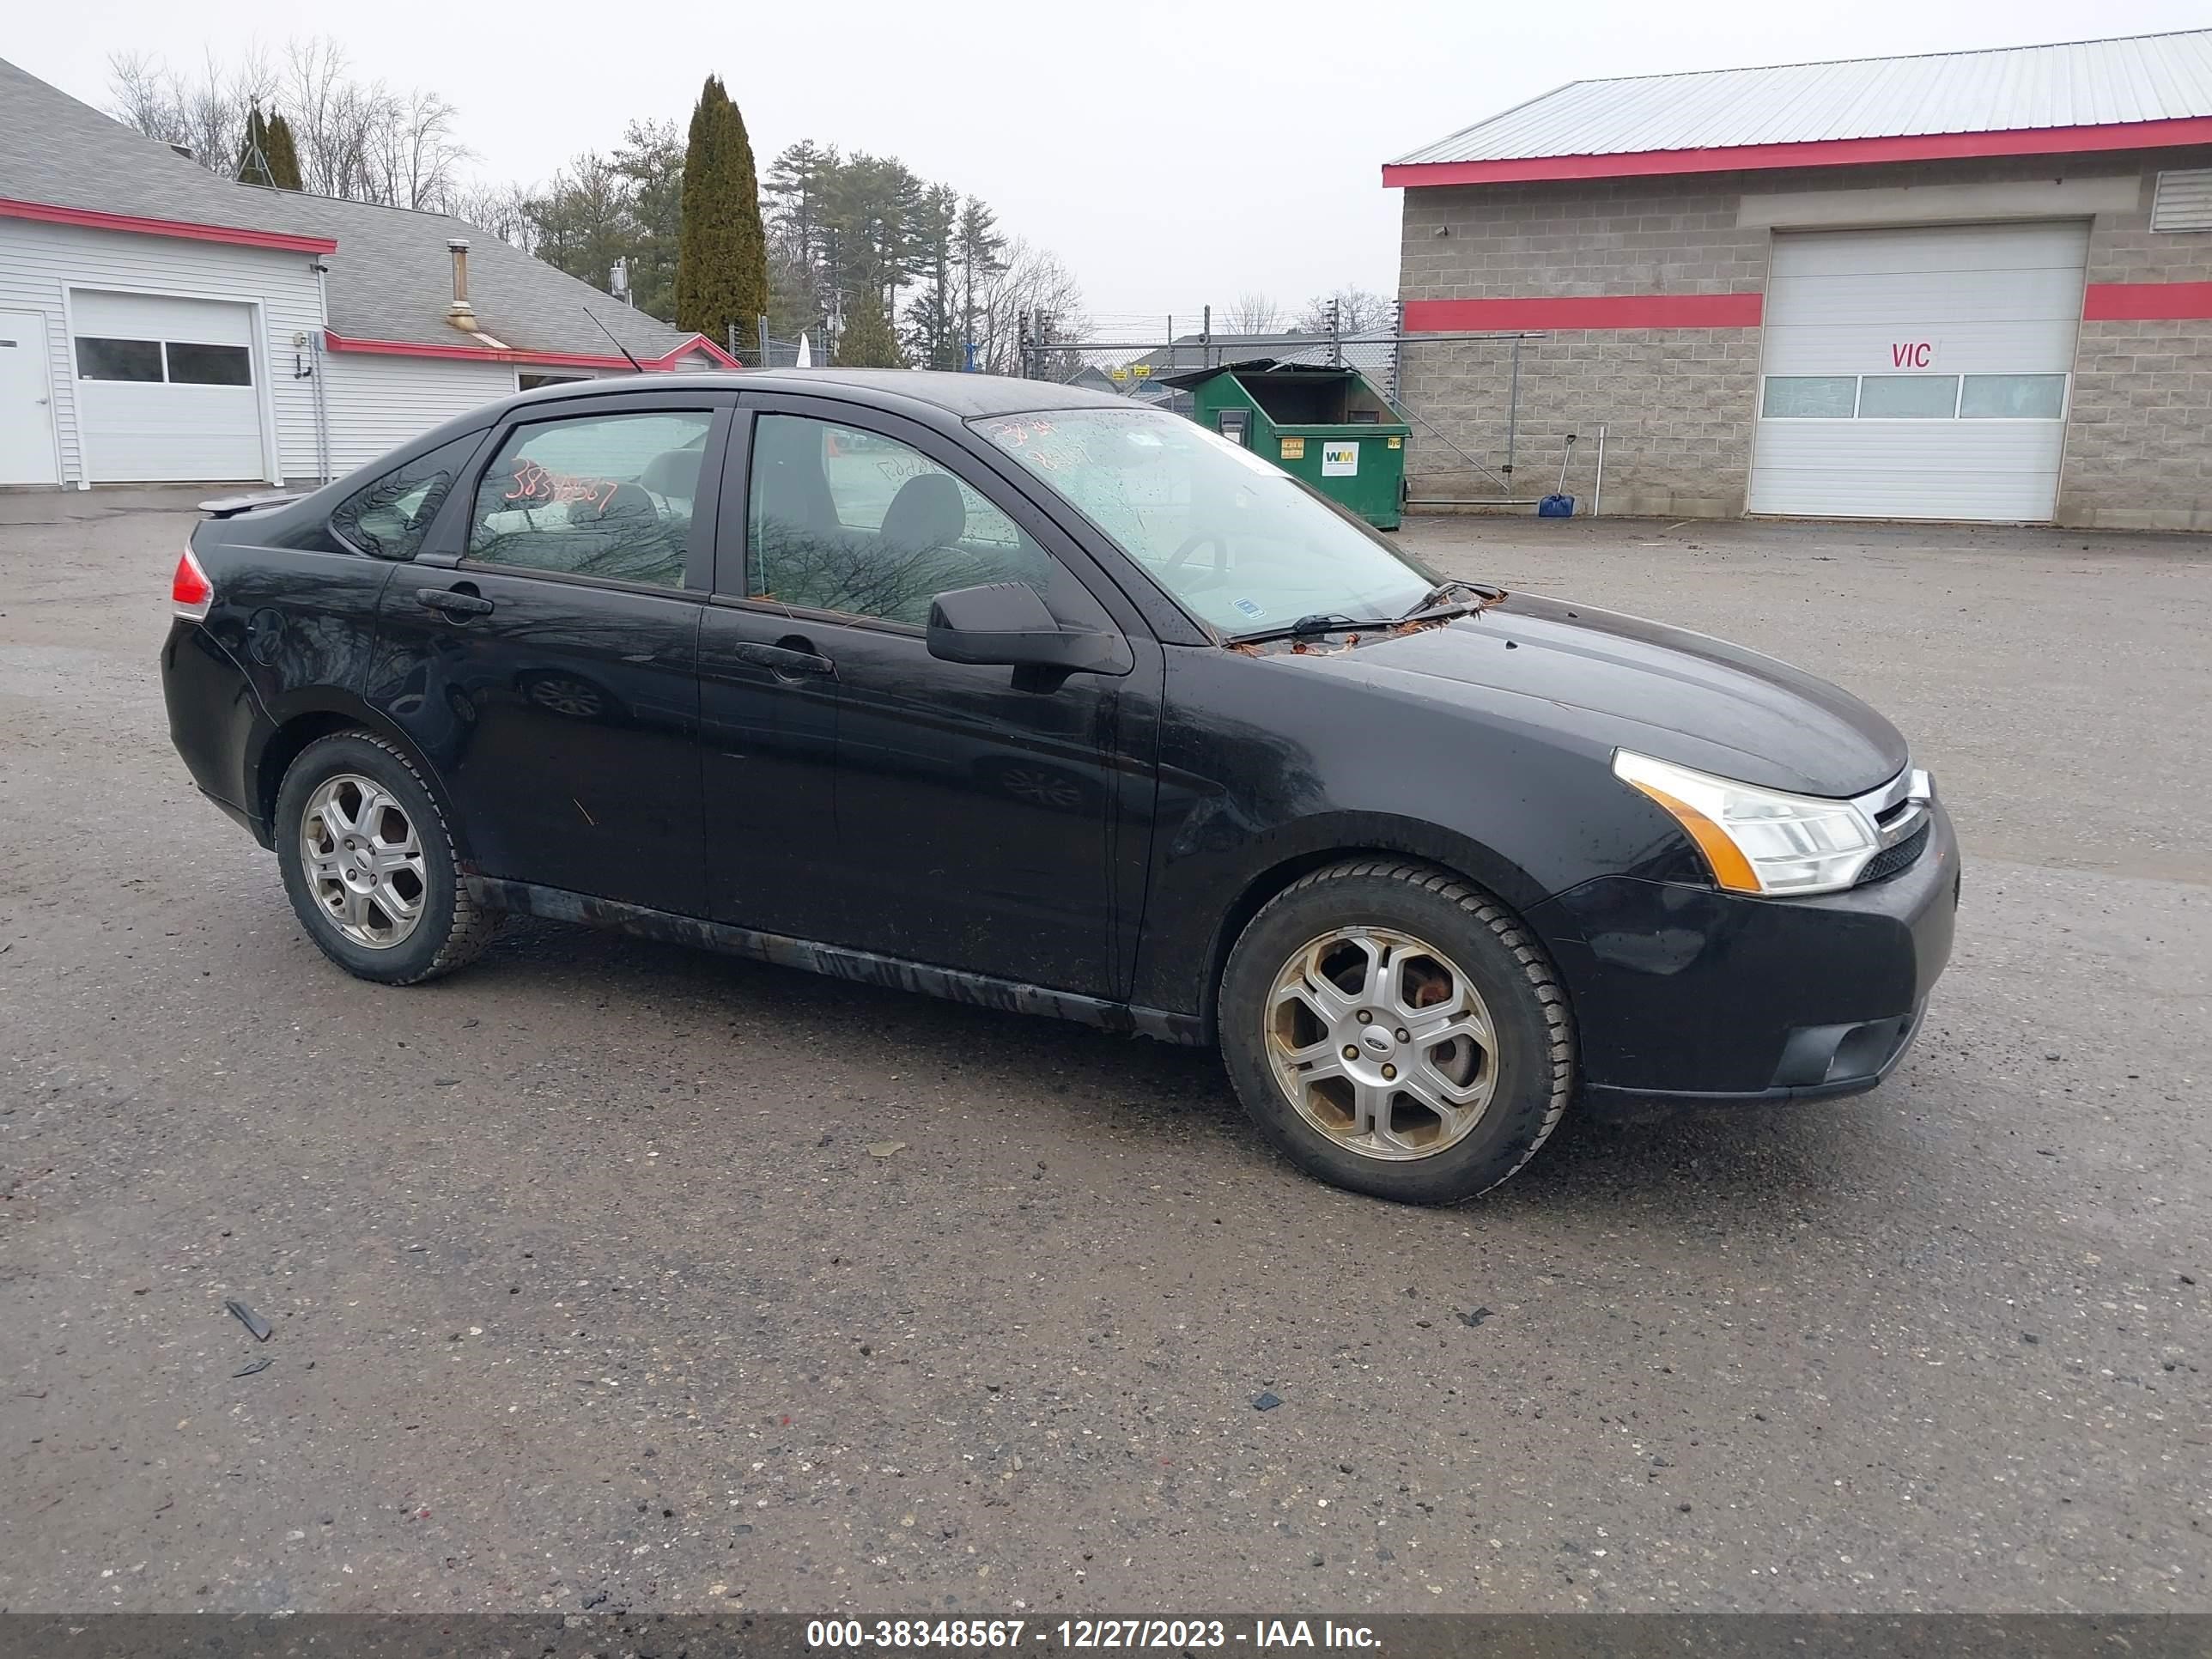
[78, 383, 264, 481]
[1767, 223, 2092, 276]
[72, 289, 253, 344]
[1765, 267, 2087, 327]
[1751, 422, 2068, 521]
[1749, 222, 2087, 522]
[1761, 319, 2088, 376]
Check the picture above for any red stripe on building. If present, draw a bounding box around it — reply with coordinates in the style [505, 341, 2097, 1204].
[0, 197, 338, 253]
[1382, 116, 2212, 188]
[1404, 294, 1764, 331]
[324, 330, 743, 370]
[2082, 281, 2212, 321]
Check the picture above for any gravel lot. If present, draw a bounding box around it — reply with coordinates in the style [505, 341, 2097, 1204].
[1, 494, 2206, 1615]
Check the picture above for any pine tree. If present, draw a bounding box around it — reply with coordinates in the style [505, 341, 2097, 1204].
[674, 76, 769, 356]
[264, 113, 303, 191]
[902, 185, 960, 369]
[610, 121, 684, 321]
[237, 106, 275, 187]
[953, 197, 1005, 370]
[834, 293, 903, 368]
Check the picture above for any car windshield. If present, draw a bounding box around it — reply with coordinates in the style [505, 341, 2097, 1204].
[973, 407, 1437, 635]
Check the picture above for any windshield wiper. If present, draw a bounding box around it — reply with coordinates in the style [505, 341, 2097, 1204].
[1229, 583, 1503, 647]
[1404, 578, 1494, 618]
[1231, 611, 1399, 646]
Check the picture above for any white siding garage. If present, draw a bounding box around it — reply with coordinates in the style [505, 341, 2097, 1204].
[1747, 222, 2089, 521]
[69, 289, 270, 482]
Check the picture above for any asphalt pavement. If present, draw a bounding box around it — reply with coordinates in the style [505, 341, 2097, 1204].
[0, 493, 2204, 1614]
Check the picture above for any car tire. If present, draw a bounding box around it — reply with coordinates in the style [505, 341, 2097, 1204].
[1218, 859, 1573, 1204]
[273, 730, 499, 986]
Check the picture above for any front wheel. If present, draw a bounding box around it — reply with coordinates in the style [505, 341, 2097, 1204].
[1218, 860, 1574, 1204]
[273, 731, 499, 985]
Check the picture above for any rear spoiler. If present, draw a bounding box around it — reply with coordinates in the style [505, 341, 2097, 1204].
[198, 490, 309, 519]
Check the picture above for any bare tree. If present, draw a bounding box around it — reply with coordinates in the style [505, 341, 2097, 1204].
[1222, 289, 1284, 334]
[1293, 285, 1393, 334]
[364, 87, 467, 209]
[437, 179, 538, 251]
[971, 238, 1088, 376]
[106, 39, 471, 210]
[106, 47, 275, 172]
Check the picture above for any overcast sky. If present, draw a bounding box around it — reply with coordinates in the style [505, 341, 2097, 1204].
[13, 0, 2209, 328]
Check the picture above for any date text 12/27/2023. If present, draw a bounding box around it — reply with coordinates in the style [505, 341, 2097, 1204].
[805, 1620, 1382, 1650]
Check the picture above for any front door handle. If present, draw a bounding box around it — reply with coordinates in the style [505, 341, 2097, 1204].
[417, 586, 495, 618]
[730, 639, 835, 678]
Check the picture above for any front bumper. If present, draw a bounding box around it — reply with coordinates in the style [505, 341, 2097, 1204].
[1527, 799, 1960, 1105]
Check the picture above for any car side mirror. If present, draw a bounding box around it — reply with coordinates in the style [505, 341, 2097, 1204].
[926, 583, 1131, 680]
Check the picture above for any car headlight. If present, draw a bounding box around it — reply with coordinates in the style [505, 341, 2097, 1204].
[1613, 750, 1881, 896]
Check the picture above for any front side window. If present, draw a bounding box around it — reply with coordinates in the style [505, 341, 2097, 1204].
[747, 415, 1083, 628]
[975, 407, 1434, 636]
[466, 410, 713, 589]
[331, 434, 482, 559]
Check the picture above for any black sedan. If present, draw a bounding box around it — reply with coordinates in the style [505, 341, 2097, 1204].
[162, 370, 1957, 1204]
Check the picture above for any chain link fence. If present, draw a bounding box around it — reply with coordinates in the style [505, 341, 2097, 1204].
[1012, 309, 1604, 513]
[726, 304, 1608, 514]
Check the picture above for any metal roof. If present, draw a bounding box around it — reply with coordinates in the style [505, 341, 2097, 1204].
[1394, 27, 2212, 167]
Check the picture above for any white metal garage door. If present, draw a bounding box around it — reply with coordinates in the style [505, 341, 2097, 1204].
[71, 291, 267, 483]
[1747, 222, 2088, 522]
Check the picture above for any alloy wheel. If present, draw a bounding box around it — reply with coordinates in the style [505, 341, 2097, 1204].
[301, 773, 428, 949]
[1264, 926, 1498, 1160]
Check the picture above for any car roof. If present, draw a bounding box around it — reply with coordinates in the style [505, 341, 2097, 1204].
[508, 368, 1135, 422]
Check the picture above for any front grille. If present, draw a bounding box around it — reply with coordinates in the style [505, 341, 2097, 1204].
[1859, 821, 1930, 884]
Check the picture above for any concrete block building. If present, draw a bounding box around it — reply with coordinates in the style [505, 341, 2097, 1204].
[1388, 29, 2212, 528]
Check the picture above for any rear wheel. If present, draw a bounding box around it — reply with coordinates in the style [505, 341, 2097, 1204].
[1218, 859, 1573, 1204]
[273, 731, 498, 985]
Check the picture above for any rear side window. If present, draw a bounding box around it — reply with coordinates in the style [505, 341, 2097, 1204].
[330, 434, 482, 559]
[466, 410, 713, 590]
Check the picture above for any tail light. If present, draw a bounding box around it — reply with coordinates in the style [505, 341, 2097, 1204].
[172, 546, 213, 621]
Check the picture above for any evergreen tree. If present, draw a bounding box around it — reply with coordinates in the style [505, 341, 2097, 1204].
[825, 152, 924, 338]
[264, 113, 304, 190]
[953, 197, 1006, 369]
[526, 155, 631, 302]
[236, 106, 276, 187]
[833, 293, 903, 368]
[901, 185, 960, 369]
[611, 119, 684, 319]
[674, 76, 769, 355]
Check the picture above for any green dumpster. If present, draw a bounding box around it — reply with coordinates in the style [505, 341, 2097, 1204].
[1161, 360, 1411, 529]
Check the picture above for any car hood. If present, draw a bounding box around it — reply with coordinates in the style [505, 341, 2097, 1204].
[1337, 592, 1907, 798]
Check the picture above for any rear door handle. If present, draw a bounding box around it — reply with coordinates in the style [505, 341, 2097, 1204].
[730, 640, 835, 678]
[416, 586, 495, 618]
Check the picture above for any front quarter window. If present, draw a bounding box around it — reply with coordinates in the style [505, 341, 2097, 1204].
[975, 407, 1434, 635]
